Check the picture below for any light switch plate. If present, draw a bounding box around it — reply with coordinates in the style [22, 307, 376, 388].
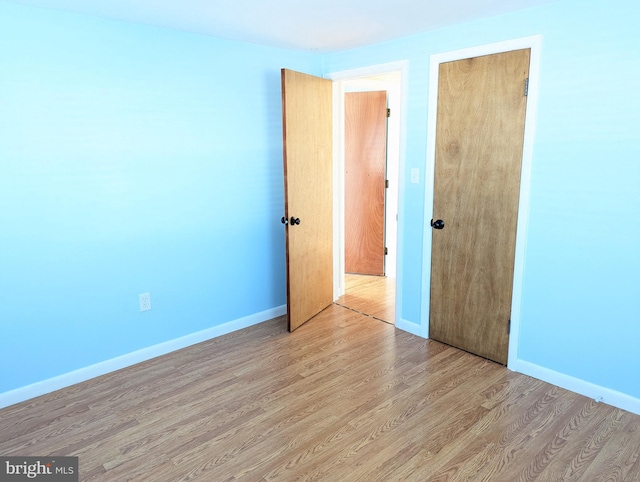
[411, 168, 419, 184]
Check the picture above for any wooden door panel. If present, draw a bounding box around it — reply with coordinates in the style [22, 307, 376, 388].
[281, 69, 333, 332]
[429, 49, 530, 364]
[345, 91, 388, 276]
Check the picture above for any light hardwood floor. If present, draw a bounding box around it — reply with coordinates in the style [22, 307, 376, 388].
[337, 274, 395, 324]
[1, 304, 639, 480]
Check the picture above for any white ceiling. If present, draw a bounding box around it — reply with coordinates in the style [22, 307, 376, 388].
[6, 0, 556, 52]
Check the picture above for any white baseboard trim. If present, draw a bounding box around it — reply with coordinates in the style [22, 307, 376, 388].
[510, 359, 640, 416]
[0, 305, 287, 410]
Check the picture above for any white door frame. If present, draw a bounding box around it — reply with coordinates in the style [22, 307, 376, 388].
[325, 60, 408, 324]
[421, 35, 542, 368]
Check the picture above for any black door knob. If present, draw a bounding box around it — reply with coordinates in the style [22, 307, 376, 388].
[281, 216, 288, 225]
[290, 217, 301, 225]
[431, 219, 445, 230]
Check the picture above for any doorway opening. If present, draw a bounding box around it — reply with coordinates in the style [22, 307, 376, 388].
[327, 62, 406, 325]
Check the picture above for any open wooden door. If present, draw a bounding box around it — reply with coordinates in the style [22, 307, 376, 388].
[344, 91, 388, 276]
[429, 49, 530, 364]
[281, 69, 333, 332]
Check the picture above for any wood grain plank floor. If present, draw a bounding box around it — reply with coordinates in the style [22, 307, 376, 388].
[337, 274, 395, 324]
[1, 304, 639, 481]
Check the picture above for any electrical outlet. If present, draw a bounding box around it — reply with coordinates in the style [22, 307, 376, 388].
[139, 292, 151, 312]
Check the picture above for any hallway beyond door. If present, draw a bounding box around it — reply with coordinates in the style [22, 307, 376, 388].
[336, 274, 395, 324]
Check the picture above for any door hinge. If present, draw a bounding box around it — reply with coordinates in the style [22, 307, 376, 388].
[524, 78, 529, 97]
[384, 247, 388, 255]
[508, 319, 511, 334]
[387, 108, 391, 118]
[385, 179, 389, 188]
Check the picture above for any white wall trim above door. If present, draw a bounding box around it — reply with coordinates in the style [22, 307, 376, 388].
[420, 35, 543, 368]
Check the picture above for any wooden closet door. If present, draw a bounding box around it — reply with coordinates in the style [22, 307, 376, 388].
[429, 49, 531, 364]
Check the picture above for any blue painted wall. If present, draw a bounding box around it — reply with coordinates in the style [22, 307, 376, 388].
[1, 0, 639, 405]
[0, 1, 321, 392]
[324, 0, 640, 400]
